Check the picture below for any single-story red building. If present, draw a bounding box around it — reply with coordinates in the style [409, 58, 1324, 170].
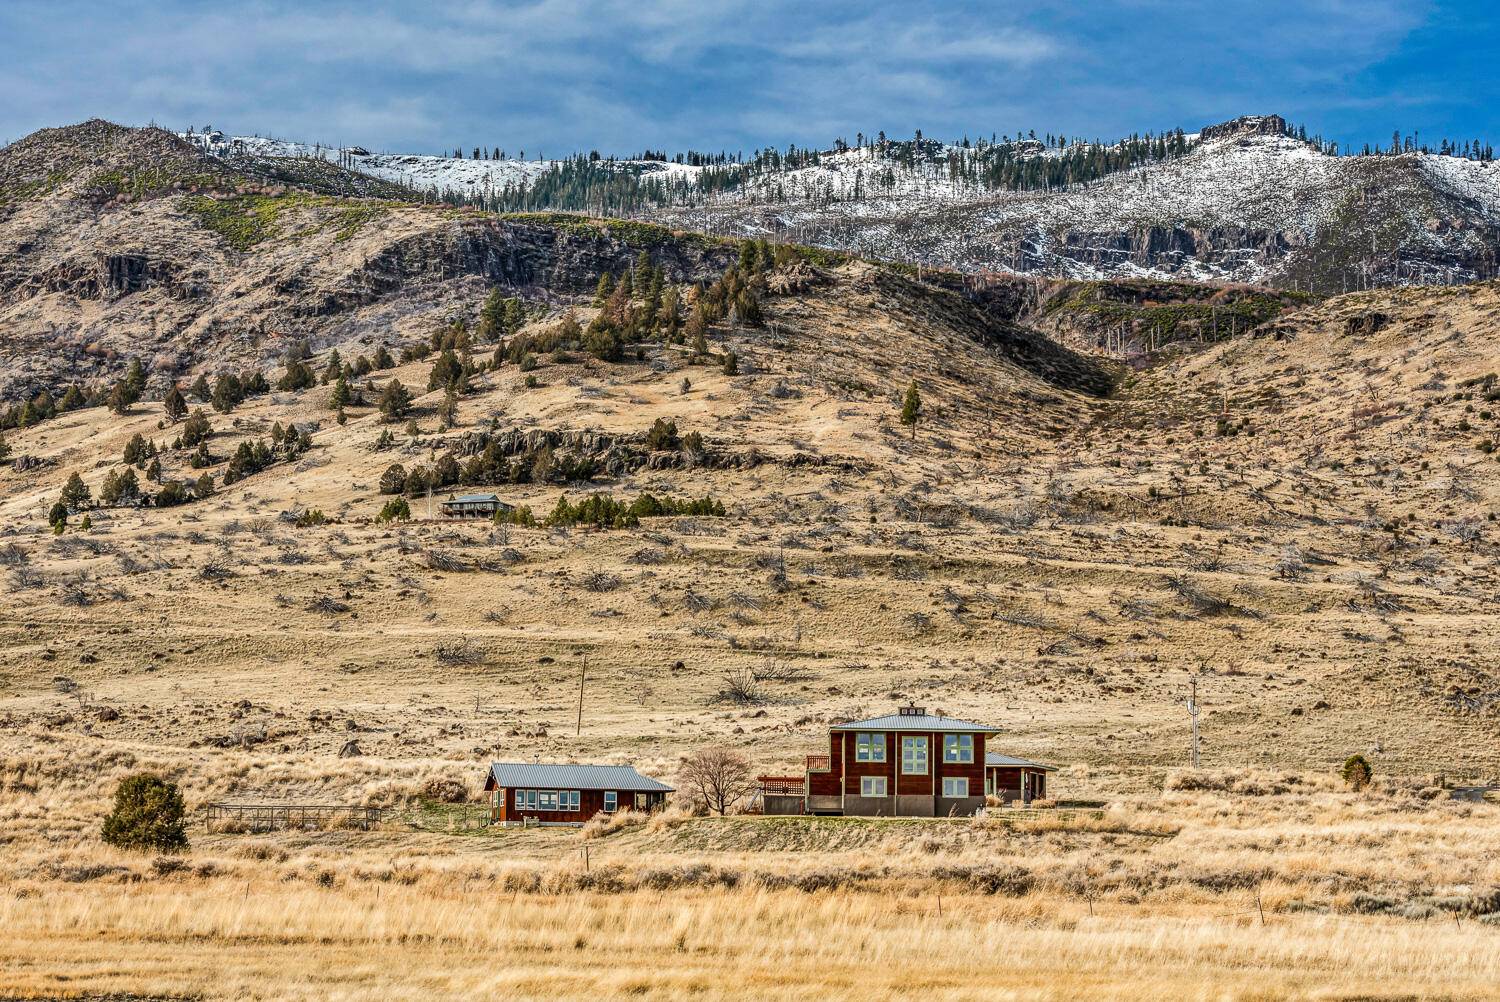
[482, 762, 673, 825]
[984, 753, 1056, 803]
[758, 705, 1055, 816]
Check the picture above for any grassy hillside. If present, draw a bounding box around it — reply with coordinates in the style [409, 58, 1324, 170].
[3, 272, 1498, 780]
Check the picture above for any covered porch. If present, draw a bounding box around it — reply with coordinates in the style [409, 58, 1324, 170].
[984, 753, 1056, 804]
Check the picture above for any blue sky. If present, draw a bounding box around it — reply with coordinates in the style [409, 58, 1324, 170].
[2, 1, 1496, 156]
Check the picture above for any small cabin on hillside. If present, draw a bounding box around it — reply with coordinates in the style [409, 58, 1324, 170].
[758, 705, 1055, 816]
[482, 762, 673, 825]
[439, 493, 512, 519]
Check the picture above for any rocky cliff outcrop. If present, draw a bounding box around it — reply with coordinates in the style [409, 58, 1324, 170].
[1199, 115, 1290, 141]
[336, 217, 737, 312]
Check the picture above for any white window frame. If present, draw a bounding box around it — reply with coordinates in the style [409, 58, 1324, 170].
[944, 734, 974, 764]
[525, 790, 539, 810]
[603, 791, 617, 812]
[901, 736, 929, 775]
[514, 789, 524, 810]
[860, 776, 888, 797]
[564, 790, 580, 811]
[539, 790, 559, 810]
[942, 777, 969, 798]
[854, 732, 886, 762]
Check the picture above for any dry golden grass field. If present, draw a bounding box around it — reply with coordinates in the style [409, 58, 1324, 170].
[4, 216, 1500, 998]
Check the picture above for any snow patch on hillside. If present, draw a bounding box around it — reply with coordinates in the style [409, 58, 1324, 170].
[179, 130, 706, 197]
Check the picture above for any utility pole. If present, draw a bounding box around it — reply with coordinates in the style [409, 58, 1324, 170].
[1186, 676, 1201, 768]
[426, 447, 435, 520]
[575, 650, 588, 737]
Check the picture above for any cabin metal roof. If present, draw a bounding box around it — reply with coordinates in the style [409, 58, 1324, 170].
[830, 712, 999, 733]
[985, 753, 1056, 771]
[486, 762, 674, 792]
[446, 493, 502, 503]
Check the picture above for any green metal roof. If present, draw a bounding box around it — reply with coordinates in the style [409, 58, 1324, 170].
[830, 710, 999, 733]
[985, 753, 1056, 771]
[486, 762, 674, 793]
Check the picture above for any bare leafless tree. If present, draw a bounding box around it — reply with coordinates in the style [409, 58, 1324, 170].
[678, 746, 756, 816]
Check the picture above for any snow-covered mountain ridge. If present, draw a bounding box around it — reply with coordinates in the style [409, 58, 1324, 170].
[180, 116, 1500, 291]
[179, 129, 703, 196]
[655, 125, 1500, 290]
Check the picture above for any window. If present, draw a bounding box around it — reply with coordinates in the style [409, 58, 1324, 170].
[860, 776, 888, 797]
[901, 736, 928, 775]
[564, 791, 580, 811]
[942, 777, 969, 798]
[603, 791, 617, 812]
[514, 789, 524, 810]
[525, 790, 539, 810]
[943, 734, 974, 764]
[539, 791, 559, 810]
[854, 732, 885, 762]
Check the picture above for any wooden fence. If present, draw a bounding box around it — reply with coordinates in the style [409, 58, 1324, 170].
[203, 803, 386, 832]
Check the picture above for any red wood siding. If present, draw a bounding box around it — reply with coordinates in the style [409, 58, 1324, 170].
[803, 724, 998, 811]
[935, 733, 985, 798]
[843, 731, 897, 794]
[808, 731, 843, 797]
[488, 787, 665, 823]
[896, 732, 936, 795]
[986, 767, 1046, 799]
[833, 731, 988, 798]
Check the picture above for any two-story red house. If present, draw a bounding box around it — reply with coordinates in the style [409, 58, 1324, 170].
[759, 705, 1055, 816]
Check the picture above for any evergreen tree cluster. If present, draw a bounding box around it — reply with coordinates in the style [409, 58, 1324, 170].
[203, 369, 271, 413]
[3, 354, 285, 436]
[686, 240, 776, 345]
[3, 382, 89, 430]
[958, 130, 1193, 192]
[223, 422, 313, 485]
[581, 251, 674, 360]
[423, 119, 1498, 218]
[1359, 129, 1495, 160]
[478, 289, 529, 341]
[3, 359, 148, 430]
[122, 431, 160, 467]
[487, 252, 687, 366]
[544, 491, 725, 529]
[98, 467, 143, 506]
[376, 496, 412, 522]
[377, 436, 596, 496]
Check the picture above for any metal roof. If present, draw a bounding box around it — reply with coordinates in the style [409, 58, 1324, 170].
[830, 712, 999, 733]
[447, 493, 502, 503]
[985, 753, 1056, 771]
[486, 762, 674, 793]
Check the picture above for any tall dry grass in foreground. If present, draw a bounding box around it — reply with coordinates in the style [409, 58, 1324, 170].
[3, 881, 1500, 1001]
[4, 738, 1499, 999]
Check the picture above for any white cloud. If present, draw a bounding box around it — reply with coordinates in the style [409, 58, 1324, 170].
[0, 0, 1489, 157]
